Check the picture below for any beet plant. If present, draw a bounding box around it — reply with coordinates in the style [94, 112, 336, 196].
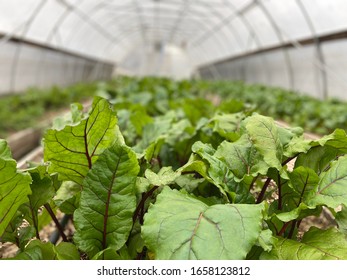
[1, 90, 347, 260]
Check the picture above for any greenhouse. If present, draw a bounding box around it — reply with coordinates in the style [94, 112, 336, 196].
[1, 0, 347, 262]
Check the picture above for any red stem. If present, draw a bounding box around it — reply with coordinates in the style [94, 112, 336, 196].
[44, 203, 68, 242]
[256, 177, 272, 204]
[278, 221, 291, 236]
[132, 186, 159, 224]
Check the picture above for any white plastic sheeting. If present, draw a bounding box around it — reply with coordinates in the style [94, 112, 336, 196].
[0, 0, 347, 98]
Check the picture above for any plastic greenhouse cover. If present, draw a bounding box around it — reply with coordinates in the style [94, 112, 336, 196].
[0, 0, 347, 67]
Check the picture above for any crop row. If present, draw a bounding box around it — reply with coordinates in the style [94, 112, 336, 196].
[1, 76, 347, 139]
[1, 77, 347, 260]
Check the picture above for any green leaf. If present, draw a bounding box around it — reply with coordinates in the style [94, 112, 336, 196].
[136, 177, 151, 194]
[275, 204, 320, 223]
[192, 141, 254, 203]
[0, 139, 12, 160]
[23, 240, 56, 260]
[54, 242, 80, 260]
[0, 158, 32, 237]
[175, 174, 205, 193]
[129, 91, 153, 106]
[28, 166, 55, 213]
[310, 155, 347, 208]
[277, 125, 304, 147]
[226, 177, 256, 204]
[257, 229, 275, 252]
[243, 114, 283, 170]
[52, 102, 84, 130]
[142, 188, 264, 260]
[11, 246, 42, 260]
[314, 129, 347, 152]
[336, 205, 347, 236]
[165, 119, 194, 147]
[127, 233, 145, 259]
[178, 155, 208, 179]
[134, 112, 174, 153]
[11, 240, 80, 260]
[182, 98, 214, 125]
[295, 146, 342, 175]
[44, 97, 120, 185]
[143, 137, 165, 163]
[288, 167, 319, 204]
[276, 167, 319, 221]
[24, 166, 56, 237]
[70, 102, 84, 123]
[129, 106, 153, 136]
[74, 143, 139, 258]
[296, 129, 347, 174]
[283, 136, 311, 158]
[218, 99, 245, 114]
[211, 113, 243, 141]
[145, 167, 180, 187]
[116, 109, 137, 145]
[215, 136, 269, 180]
[92, 245, 131, 260]
[0, 215, 21, 243]
[54, 181, 81, 214]
[262, 227, 347, 260]
[0, 208, 32, 249]
[191, 142, 230, 198]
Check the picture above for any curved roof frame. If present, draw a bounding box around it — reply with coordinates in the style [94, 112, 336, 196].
[187, 0, 272, 82]
[257, 0, 294, 88]
[1, 0, 347, 95]
[67, 0, 239, 69]
[62, 0, 215, 74]
[194, 1, 293, 84]
[66, 0, 236, 63]
[2, 0, 277, 83]
[291, 0, 347, 98]
[296, 0, 327, 98]
[43, 1, 191, 67]
[30, 0, 271, 81]
[226, 0, 271, 83]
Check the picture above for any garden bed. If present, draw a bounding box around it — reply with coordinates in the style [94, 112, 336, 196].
[1, 77, 347, 260]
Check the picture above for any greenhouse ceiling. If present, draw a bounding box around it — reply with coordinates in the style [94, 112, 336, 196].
[1, 0, 347, 99]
